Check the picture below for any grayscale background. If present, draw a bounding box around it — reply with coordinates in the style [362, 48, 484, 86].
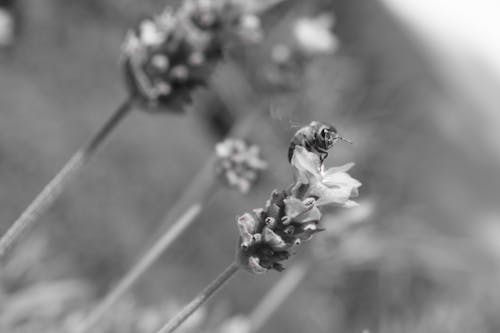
[1, 0, 500, 332]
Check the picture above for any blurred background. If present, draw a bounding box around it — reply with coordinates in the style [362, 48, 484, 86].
[1, 0, 500, 332]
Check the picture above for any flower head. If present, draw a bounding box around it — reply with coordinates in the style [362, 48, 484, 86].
[236, 190, 323, 274]
[122, 0, 265, 112]
[291, 146, 361, 207]
[215, 138, 267, 193]
[235, 132, 361, 274]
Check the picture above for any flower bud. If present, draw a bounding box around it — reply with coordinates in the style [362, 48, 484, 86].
[263, 227, 287, 250]
[237, 213, 257, 249]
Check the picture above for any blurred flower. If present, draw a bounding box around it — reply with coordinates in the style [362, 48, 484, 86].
[291, 146, 361, 207]
[215, 138, 267, 193]
[293, 14, 338, 55]
[122, 0, 266, 111]
[265, 13, 338, 90]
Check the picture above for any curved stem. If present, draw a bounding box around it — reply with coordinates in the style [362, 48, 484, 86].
[0, 97, 134, 261]
[248, 263, 308, 333]
[157, 262, 240, 333]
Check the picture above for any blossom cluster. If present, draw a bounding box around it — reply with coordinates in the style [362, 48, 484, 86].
[215, 138, 267, 194]
[236, 142, 361, 274]
[122, 0, 265, 111]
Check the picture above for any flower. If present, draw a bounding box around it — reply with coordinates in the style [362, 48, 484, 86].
[291, 146, 361, 207]
[122, 0, 265, 112]
[215, 138, 267, 193]
[293, 14, 338, 55]
[235, 123, 362, 274]
[236, 190, 324, 274]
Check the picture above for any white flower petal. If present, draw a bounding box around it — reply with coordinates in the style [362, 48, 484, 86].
[313, 184, 353, 206]
[291, 146, 321, 183]
[323, 162, 355, 175]
[322, 171, 361, 188]
[342, 200, 359, 208]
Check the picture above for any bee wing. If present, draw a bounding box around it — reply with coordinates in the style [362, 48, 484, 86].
[269, 103, 304, 130]
[288, 120, 303, 129]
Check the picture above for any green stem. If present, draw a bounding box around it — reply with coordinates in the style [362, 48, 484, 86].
[156, 262, 240, 333]
[0, 97, 134, 261]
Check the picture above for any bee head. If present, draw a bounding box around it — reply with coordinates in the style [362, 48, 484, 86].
[316, 124, 339, 150]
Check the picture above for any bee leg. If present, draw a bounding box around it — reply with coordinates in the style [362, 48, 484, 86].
[320, 153, 328, 163]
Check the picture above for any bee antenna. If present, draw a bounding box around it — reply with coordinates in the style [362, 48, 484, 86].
[339, 136, 353, 144]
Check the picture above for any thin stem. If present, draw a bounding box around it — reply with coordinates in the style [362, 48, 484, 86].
[0, 97, 134, 261]
[73, 112, 260, 332]
[248, 263, 309, 333]
[73, 184, 215, 333]
[156, 262, 240, 333]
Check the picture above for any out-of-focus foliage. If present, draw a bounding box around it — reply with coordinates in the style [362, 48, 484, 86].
[1, 0, 500, 332]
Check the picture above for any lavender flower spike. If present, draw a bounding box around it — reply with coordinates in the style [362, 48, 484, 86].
[236, 143, 361, 274]
[237, 190, 323, 274]
[122, 0, 266, 112]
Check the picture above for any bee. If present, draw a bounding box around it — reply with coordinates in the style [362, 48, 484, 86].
[288, 121, 351, 162]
